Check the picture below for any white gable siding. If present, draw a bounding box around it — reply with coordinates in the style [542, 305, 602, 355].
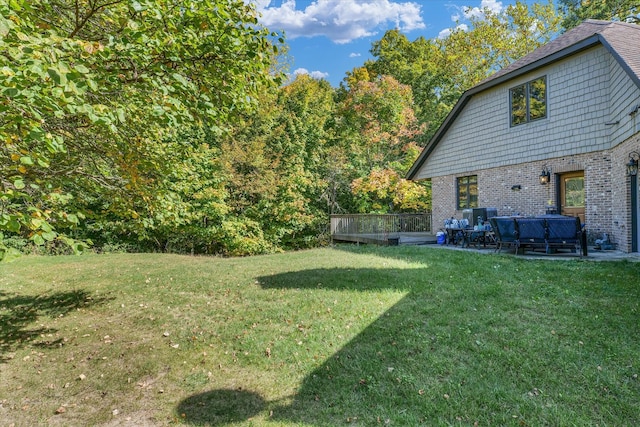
[415, 46, 620, 180]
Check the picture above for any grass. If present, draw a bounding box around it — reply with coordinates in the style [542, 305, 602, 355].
[0, 246, 639, 426]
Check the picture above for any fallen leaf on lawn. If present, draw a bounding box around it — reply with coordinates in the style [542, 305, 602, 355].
[55, 406, 66, 414]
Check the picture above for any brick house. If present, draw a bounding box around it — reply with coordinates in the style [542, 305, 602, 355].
[407, 20, 640, 252]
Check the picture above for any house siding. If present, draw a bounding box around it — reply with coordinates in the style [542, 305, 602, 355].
[609, 53, 640, 141]
[416, 46, 622, 181]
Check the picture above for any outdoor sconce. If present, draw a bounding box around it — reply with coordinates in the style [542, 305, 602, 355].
[511, 184, 522, 191]
[627, 151, 639, 176]
[539, 166, 551, 185]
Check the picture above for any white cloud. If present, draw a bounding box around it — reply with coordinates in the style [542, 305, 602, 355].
[437, 0, 503, 39]
[256, 0, 425, 44]
[462, 0, 504, 20]
[437, 23, 468, 39]
[293, 67, 330, 80]
[437, 28, 451, 39]
[349, 52, 362, 58]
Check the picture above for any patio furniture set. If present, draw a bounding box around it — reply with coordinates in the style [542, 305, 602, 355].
[440, 214, 587, 257]
[490, 215, 587, 257]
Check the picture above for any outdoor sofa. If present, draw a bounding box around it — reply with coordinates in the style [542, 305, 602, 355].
[489, 215, 585, 257]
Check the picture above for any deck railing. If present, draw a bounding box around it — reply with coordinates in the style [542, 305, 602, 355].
[330, 213, 432, 242]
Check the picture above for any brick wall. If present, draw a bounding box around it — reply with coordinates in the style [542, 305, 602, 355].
[431, 132, 640, 252]
[611, 132, 640, 252]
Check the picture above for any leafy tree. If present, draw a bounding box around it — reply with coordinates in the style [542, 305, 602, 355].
[335, 74, 429, 213]
[559, 0, 640, 29]
[0, 0, 281, 256]
[217, 74, 336, 251]
[366, 30, 448, 141]
[365, 1, 562, 142]
[439, 1, 561, 90]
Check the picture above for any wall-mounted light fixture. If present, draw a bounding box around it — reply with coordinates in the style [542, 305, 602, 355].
[511, 184, 522, 191]
[626, 151, 639, 176]
[539, 166, 551, 185]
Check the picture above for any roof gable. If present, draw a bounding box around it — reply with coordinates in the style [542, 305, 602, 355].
[407, 20, 640, 180]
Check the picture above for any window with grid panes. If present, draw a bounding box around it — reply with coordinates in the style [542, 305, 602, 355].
[457, 175, 478, 209]
[510, 76, 546, 126]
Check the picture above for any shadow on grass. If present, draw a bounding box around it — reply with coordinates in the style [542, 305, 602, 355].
[176, 389, 265, 426]
[177, 247, 640, 425]
[257, 267, 455, 425]
[0, 290, 112, 362]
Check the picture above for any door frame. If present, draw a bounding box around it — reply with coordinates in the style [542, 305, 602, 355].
[556, 170, 585, 224]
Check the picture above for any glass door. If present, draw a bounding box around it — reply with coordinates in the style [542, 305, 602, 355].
[559, 171, 585, 224]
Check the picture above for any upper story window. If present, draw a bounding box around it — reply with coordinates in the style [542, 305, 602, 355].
[457, 175, 478, 209]
[510, 76, 547, 126]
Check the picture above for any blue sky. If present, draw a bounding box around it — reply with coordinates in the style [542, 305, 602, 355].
[254, 0, 556, 86]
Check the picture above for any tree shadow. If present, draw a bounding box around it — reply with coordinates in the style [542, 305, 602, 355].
[177, 247, 640, 425]
[0, 290, 112, 362]
[176, 389, 265, 426]
[257, 267, 453, 425]
[253, 254, 640, 425]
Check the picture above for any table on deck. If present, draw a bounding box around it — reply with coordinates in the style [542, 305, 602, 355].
[442, 227, 495, 248]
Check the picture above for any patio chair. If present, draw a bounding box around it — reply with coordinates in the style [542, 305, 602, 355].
[489, 217, 518, 253]
[545, 216, 583, 256]
[514, 217, 547, 254]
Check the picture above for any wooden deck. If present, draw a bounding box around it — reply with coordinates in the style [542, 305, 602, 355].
[330, 214, 435, 245]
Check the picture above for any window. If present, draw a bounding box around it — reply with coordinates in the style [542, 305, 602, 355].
[457, 175, 478, 209]
[510, 76, 546, 126]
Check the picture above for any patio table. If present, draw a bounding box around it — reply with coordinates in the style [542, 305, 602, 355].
[442, 227, 495, 248]
[466, 228, 496, 248]
[442, 227, 469, 246]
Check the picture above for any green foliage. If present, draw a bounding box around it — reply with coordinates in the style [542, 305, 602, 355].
[220, 76, 335, 250]
[0, 0, 281, 254]
[366, 30, 451, 142]
[334, 74, 428, 213]
[351, 169, 431, 213]
[0, 0, 572, 256]
[559, 0, 640, 29]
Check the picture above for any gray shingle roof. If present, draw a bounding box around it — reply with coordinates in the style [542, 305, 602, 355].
[407, 20, 640, 180]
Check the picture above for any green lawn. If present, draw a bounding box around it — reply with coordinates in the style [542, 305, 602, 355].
[1, 246, 639, 426]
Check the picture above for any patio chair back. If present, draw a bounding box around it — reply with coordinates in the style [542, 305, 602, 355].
[489, 217, 517, 242]
[516, 218, 547, 243]
[546, 216, 581, 243]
